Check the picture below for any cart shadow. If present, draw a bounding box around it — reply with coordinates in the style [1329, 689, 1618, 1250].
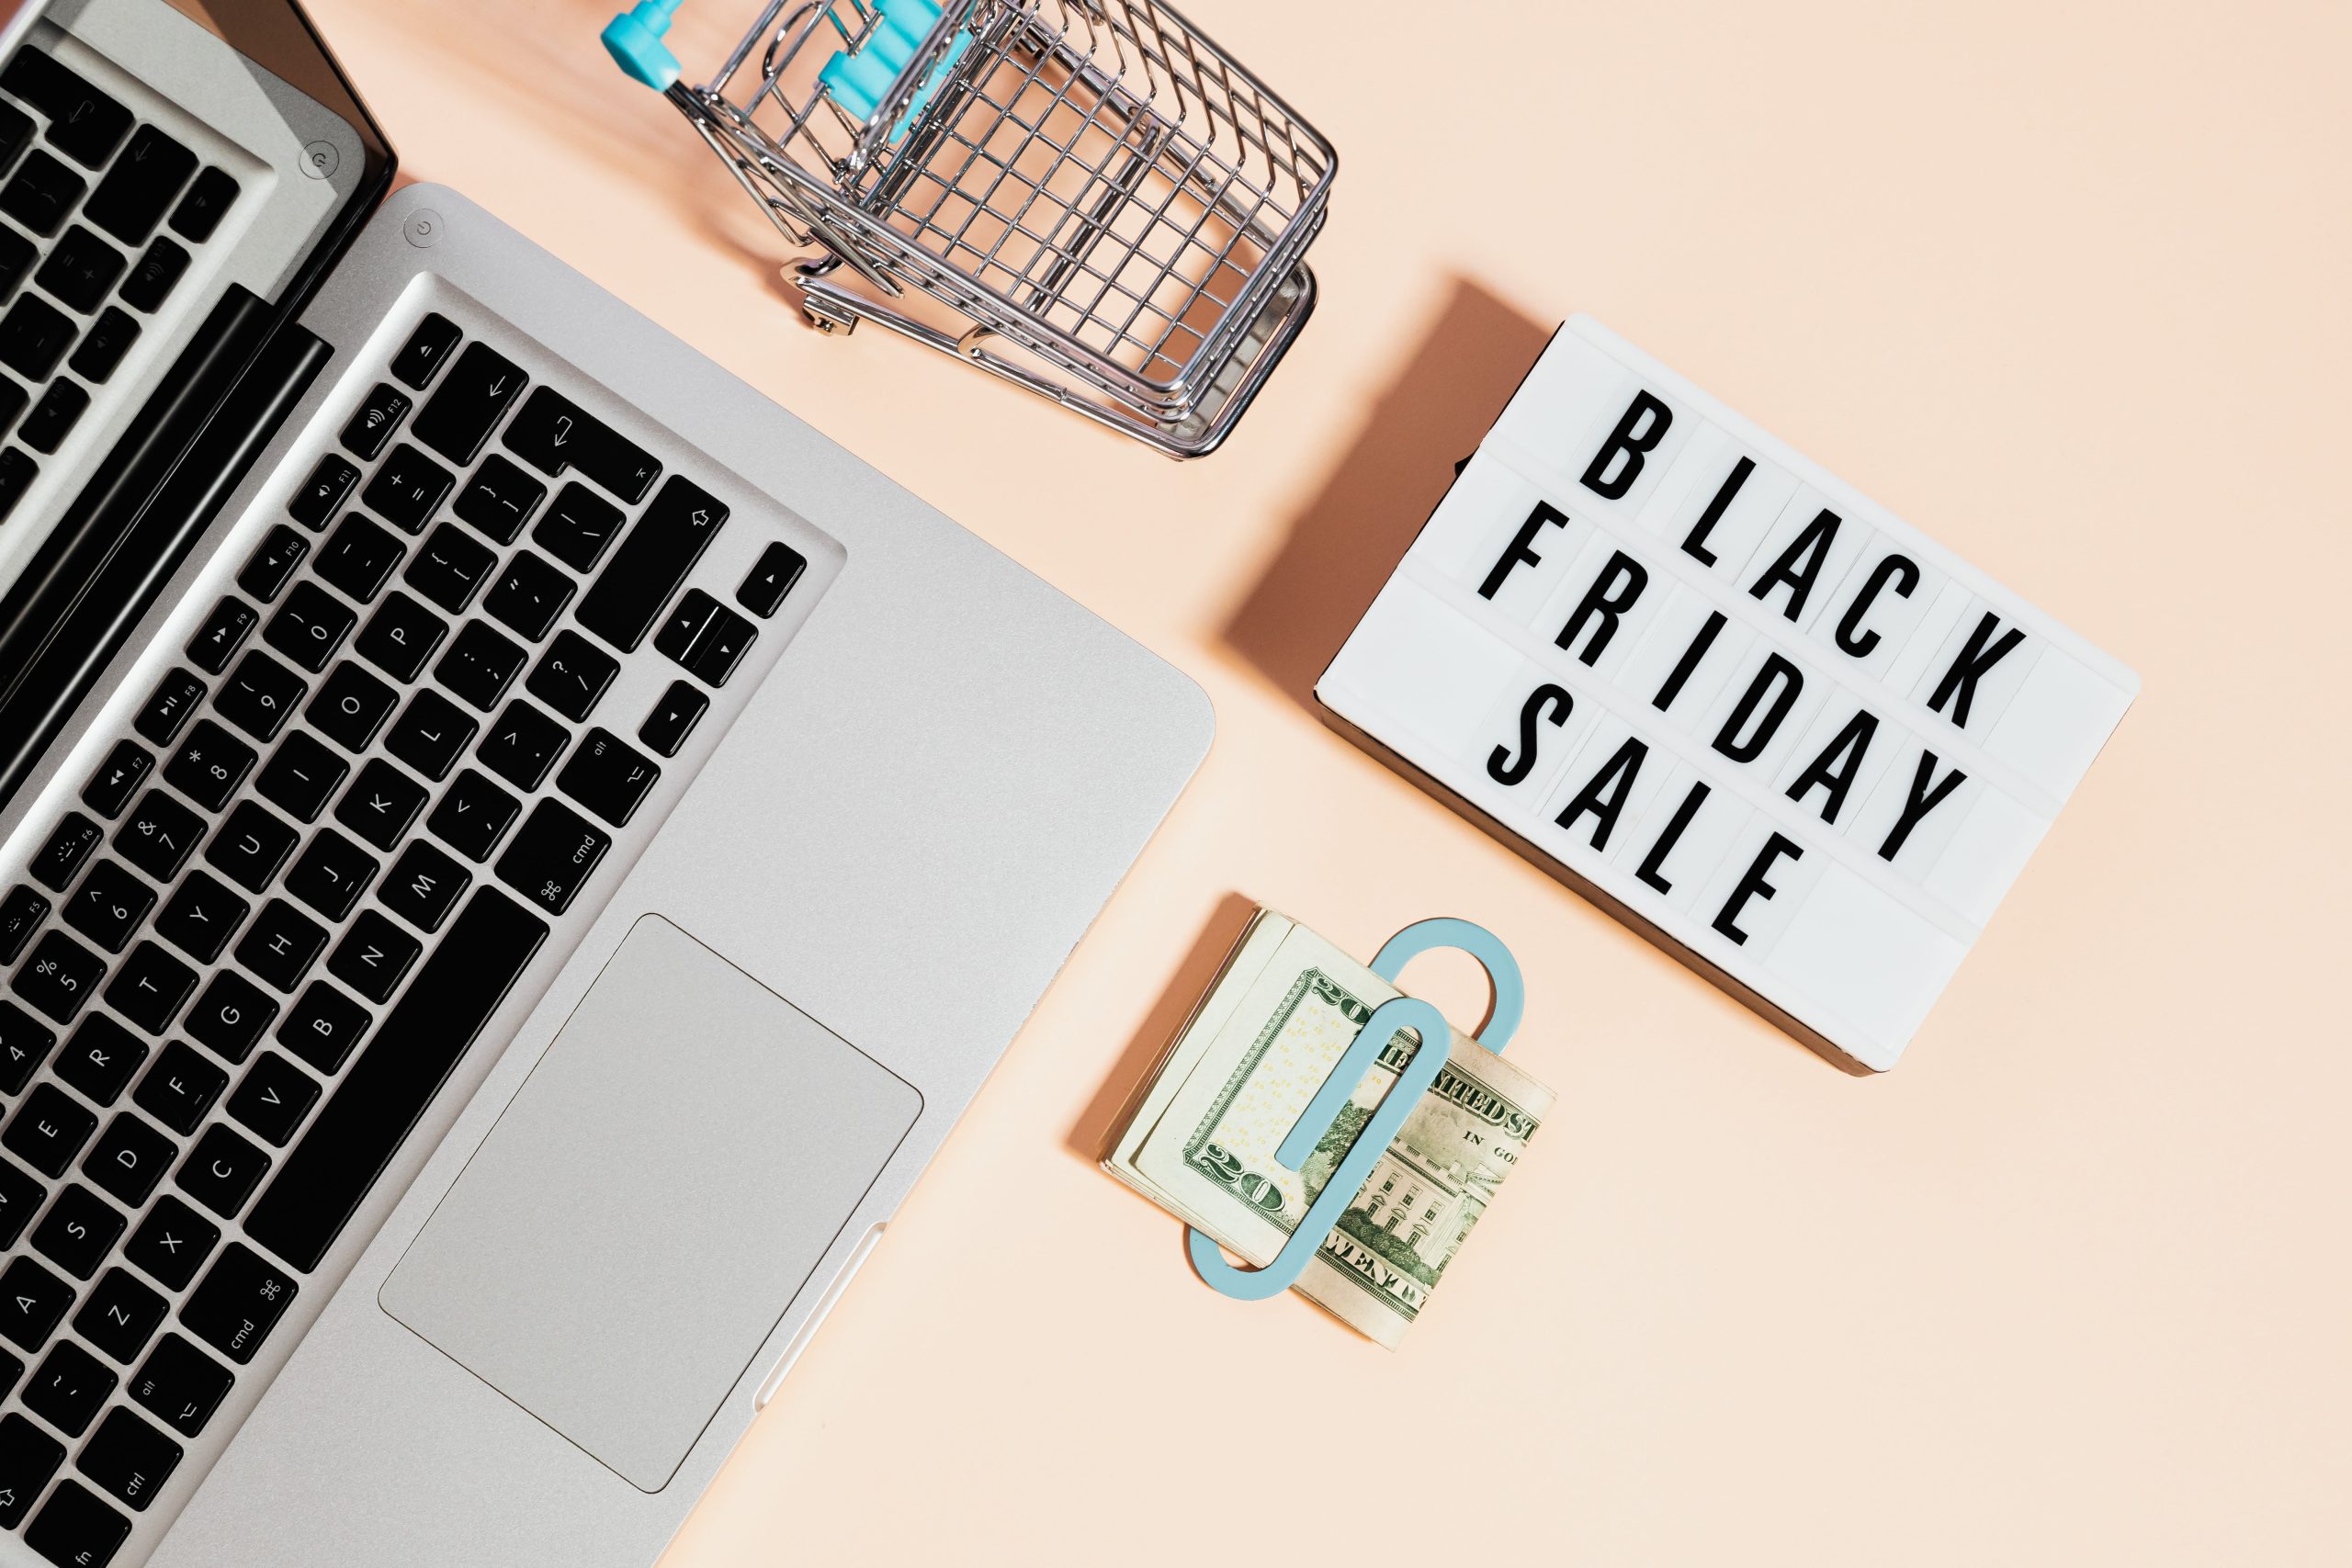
[1062, 891, 1259, 1163]
[1220, 276, 1552, 711]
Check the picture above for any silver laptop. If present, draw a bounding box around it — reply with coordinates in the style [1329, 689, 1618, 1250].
[0, 2, 1213, 1562]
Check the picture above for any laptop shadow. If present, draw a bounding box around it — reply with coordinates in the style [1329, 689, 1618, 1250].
[1220, 276, 1553, 711]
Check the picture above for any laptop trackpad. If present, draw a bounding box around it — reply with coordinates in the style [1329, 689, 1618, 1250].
[379, 915, 922, 1491]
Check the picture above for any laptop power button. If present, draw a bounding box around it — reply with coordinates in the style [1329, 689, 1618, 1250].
[756, 1223, 886, 1408]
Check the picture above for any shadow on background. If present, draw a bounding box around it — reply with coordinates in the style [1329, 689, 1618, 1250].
[1065, 891, 1259, 1163]
[1222, 277, 1552, 710]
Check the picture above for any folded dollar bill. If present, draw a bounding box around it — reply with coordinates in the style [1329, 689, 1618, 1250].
[1104, 908, 1553, 1348]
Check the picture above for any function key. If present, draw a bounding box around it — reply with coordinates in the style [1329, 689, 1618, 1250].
[0, 373, 24, 436]
[132, 668, 206, 745]
[168, 165, 240, 243]
[130, 1333, 233, 1438]
[287, 452, 361, 530]
[738, 540, 808, 617]
[502, 386, 660, 502]
[315, 513, 407, 604]
[60, 859, 153, 953]
[184, 594, 258, 673]
[638, 679, 708, 758]
[68, 302, 140, 382]
[557, 728, 660, 827]
[339, 381, 412, 459]
[24, 1481, 129, 1568]
[531, 481, 623, 573]
[0, 885, 49, 964]
[425, 768, 520, 864]
[161, 717, 257, 811]
[121, 234, 192, 312]
[361, 442, 454, 535]
[0, 447, 36, 521]
[0, 1411, 63, 1529]
[102, 941, 198, 1035]
[452, 452, 545, 544]
[124, 1198, 220, 1293]
[112, 789, 202, 883]
[494, 797, 610, 916]
[525, 629, 618, 724]
[236, 523, 311, 602]
[214, 649, 309, 742]
[0, 291, 74, 379]
[28, 811, 102, 891]
[251, 729, 348, 824]
[182, 970, 277, 1065]
[178, 1242, 297, 1363]
[412, 340, 526, 465]
[80, 739, 154, 818]
[18, 378, 87, 454]
[34, 221, 126, 311]
[84, 124, 196, 246]
[75, 1402, 183, 1513]
[390, 311, 462, 389]
[262, 581, 357, 673]
[573, 475, 728, 651]
[1, 49, 132, 165]
[0, 148, 84, 235]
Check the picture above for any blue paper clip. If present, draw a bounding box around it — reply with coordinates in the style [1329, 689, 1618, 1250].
[1187, 917, 1526, 1302]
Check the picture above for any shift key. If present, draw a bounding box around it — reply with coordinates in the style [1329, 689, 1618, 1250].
[572, 477, 729, 651]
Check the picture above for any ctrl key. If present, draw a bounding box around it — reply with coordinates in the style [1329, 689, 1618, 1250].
[178, 1242, 296, 1366]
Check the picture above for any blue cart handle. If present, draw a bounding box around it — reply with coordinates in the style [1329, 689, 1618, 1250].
[605, 0, 687, 90]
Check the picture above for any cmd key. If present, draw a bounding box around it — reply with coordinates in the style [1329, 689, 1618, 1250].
[502, 387, 660, 502]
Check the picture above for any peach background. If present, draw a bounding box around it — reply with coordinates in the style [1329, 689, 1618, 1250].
[302, 1, 2346, 1562]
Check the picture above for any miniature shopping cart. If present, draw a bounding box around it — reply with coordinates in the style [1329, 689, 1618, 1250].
[602, 0, 1336, 457]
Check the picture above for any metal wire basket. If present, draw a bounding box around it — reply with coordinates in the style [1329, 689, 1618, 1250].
[604, 0, 1336, 457]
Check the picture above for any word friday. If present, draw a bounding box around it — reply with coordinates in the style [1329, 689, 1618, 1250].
[1317, 319, 2136, 1069]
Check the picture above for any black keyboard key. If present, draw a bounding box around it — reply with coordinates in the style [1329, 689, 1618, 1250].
[183, 969, 275, 1064]
[11, 931, 105, 1024]
[53, 1014, 144, 1108]
[0, 446, 35, 522]
[17, 378, 86, 454]
[0, 1254, 74, 1348]
[251, 730, 346, 824]
[76, 1404, 181, 1511]
[0, 1412, 63, 1529]
[113, 790, 200, 882]
[287, 452, 360, 530]
[574, 476, 729, 650]
[654, 588, 758, 684]
[82, 1113, 173, 1210]
[738, 540, 808, 616]
[231, 900, 326, 995]
[483, 548, 574, 642]
[0, 225, 24, 302]
[130, 1334, 231, 1438]
[390, 312, 462, 390]
[124, 1198, 216, 1292]
[502, 386, 660, 501]
[169, 165, 239, 242]
[0, 886, 47, 968]
[426, 769, 519, 863]
[68, 303, 138, 382]
[383, 687, 475, 782]
[245, 889, 545, 1270]
[162, 718, 256, 811]
[339, 381, 411, 460]
[276, 983, 369, 1075]
[130, 670, 203, 747]
[0, 99, 27, 179]
[78, 741, 153, 818]
[29, 1183, 121, 1279]
[360, 442, 454, 535]
[315, 512, 404, 602]
[120, 235, 190, 312]
[377, 840, 469, 934]
[61, 860, 153, 953]
[261, 581, 353, 673]
[0, 373, 28, 436]
[0, 148, 85, 235]
[325, 911, 420, 1006]
[333, 759, 428, 852]
[0, 291, 74, 378]
[281, 829, 376, 922]
[24, 1345, 116, 1450]
[235, 525, 310, 603]
[179, 1243, 295, 1363]
[494, 799, 609, 917]
[557, 728, 660, 829]
[0, 1000, 54, 1094]
[434, 621, 526, 712]
[526, 630, 618, 725]
[0, 1159, 40, 1251]
[531, 481, 623, 573]
[225, 1051, 319, 1147]
[477, 700, 570, 793]
[412, 340, 526, 465]
[214, 649, 307, 741]
[175, 1124, 269, 1220]
[353, 590, 447, 682]
[3, 49, 132, 165]
[33, 222, 126, 311]
[305, 661, 398, 752]
[402, 522, 495, 614]
[132, 1043, 226, 1137]
[452, 452, 544, 544]
[28, 811, 102, 891]
[102, 942, 195, 1035]
[203, 800, 299, 895]
[25, 1478, 129, 1567]
[184, 595, 257, 673]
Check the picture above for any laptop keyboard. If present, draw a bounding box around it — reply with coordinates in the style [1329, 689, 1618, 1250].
[0, 42, 240, 529]
[0, 304, 809, 1563]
